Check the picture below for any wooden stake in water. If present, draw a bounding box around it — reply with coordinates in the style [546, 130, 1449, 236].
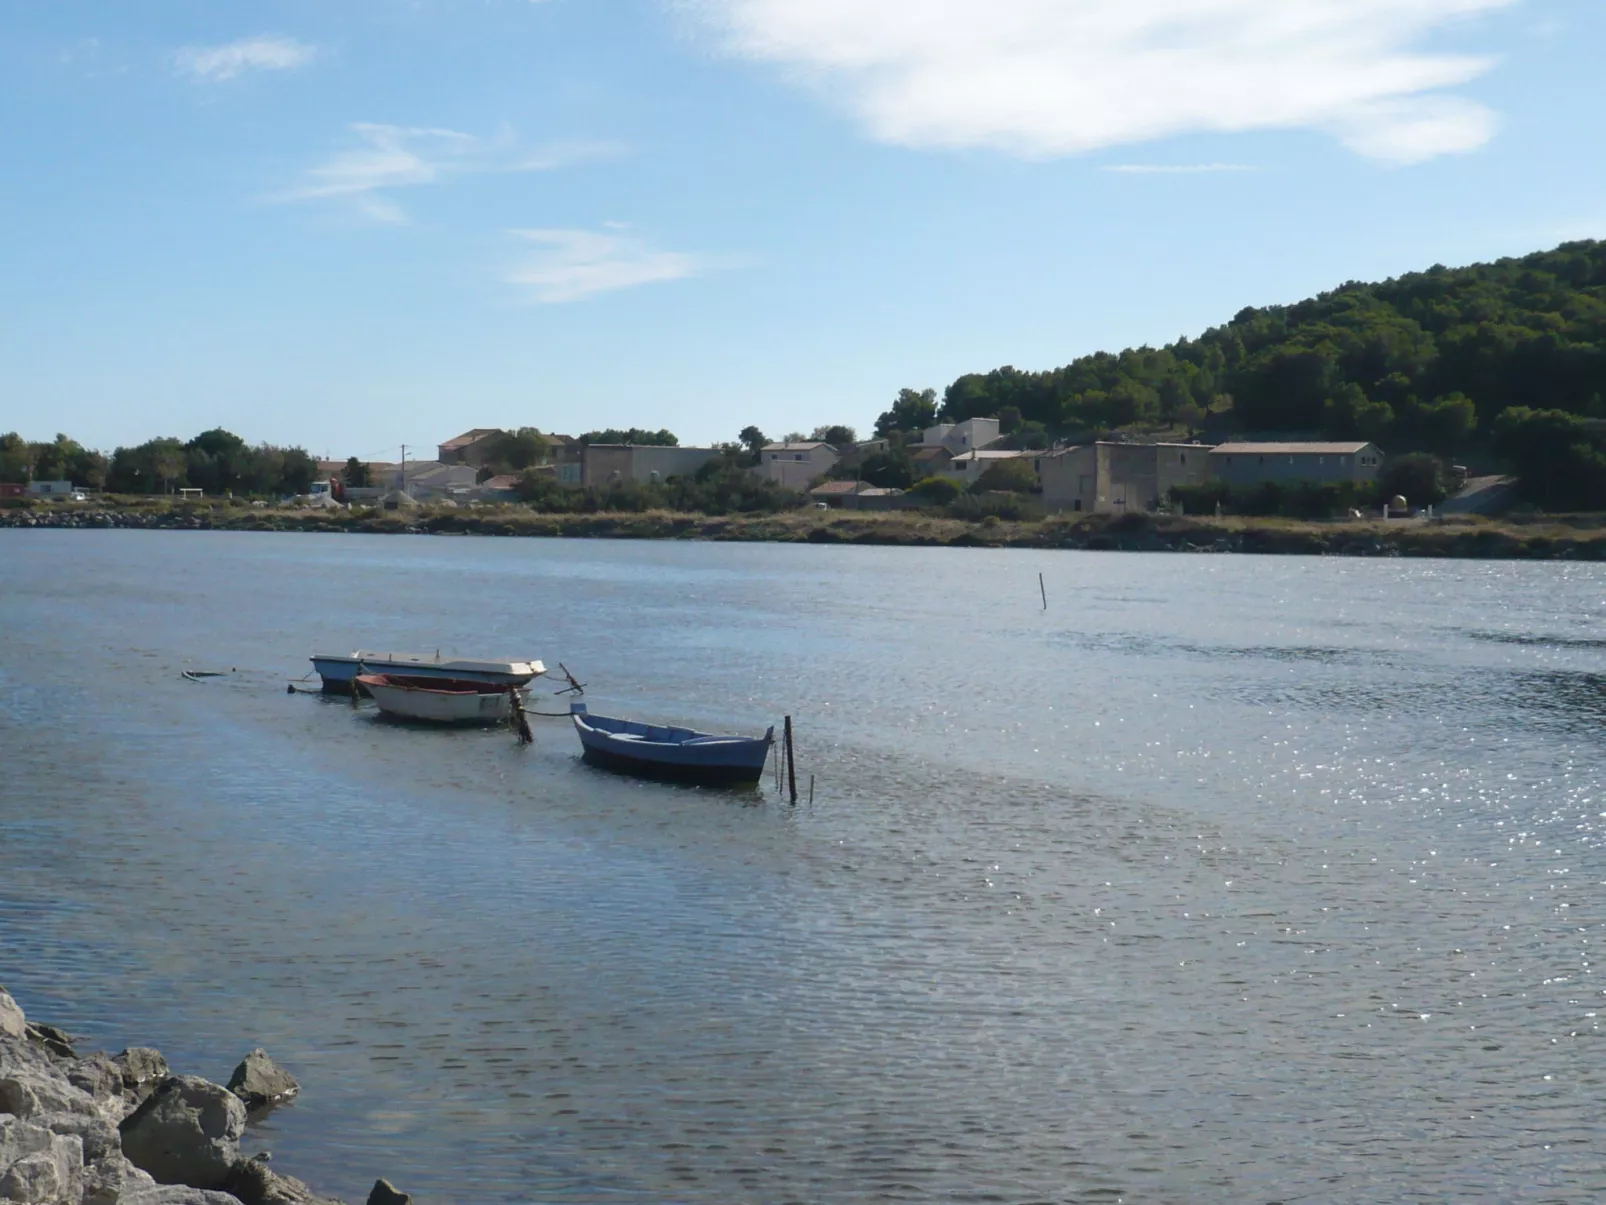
[784, 715, 797, 806]
[1039, 572, 1047, 610]
[509, 688, 533, 745]
[808, 774, 815, 806]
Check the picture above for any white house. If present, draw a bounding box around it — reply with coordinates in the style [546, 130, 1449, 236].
[759, 442, 840, 489]
[918, 418, 1002, 454]
[24, 481, 76, 499]
[943, 449, 1031, 488]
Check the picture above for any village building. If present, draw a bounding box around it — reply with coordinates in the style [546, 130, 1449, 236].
[436, 429, 503, 466]
[581, 444, 722, 487]
[23, 481, 77, 499]
[914, 418, 1002, 455]
[807, 480, 908, 511]
[942, 449, 1032, 489]
[758, 442, 840, 490]
[1038, 443, 1210, 513]
[1208, 442, 1384, 487]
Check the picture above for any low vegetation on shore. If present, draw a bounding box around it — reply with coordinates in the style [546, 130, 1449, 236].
[4, 495, 1604, 560]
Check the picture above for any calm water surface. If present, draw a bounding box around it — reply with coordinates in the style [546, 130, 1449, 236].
[2, 531, 1604, 1203]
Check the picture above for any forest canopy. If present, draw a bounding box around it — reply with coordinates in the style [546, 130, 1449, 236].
[927, 240, 1606, 458]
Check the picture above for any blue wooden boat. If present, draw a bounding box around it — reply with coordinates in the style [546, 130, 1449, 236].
[570, 703, 774, 786]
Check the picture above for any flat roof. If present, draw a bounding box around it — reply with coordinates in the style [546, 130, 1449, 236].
[1212, 441, 1373, 455]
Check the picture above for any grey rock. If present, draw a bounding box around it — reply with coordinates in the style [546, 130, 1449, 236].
[113, 1050, 171, 1106]
[223, 1158, 342, 1205]
[226, 1050, 300, 1113]
[82, 1154, 158, 1205]
[0, 1116, 84, 1205]
[38, 1112, 120, 1163]
[365, 1178, 410, 1205]
[26, 1023, 78, 1061]
[0, 1063, 111, 1123]
[68, 1054, 128, 1108]
[121, 1188, 243, 1205]
[0, 990, 25, 1042]
[118, 1076, 245, 1191]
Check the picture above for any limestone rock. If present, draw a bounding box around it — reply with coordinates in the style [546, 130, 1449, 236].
[226, 1051, 300, 1113]
[223, 1158, 343, 1205]
[365, 1179, 410, 1205]
[118, 1076, 245, 1191]
[0, 1116, 84, 1205]
[68, 1054, 128, 1109]
[0, 1063, 108, 1122]
[38, 1113, 120, 1164]
[26, 1023, 78, 1061]
[82, 1154, 158, 1205]
[113, 1051, 171, 1106]
[122, 1188, 245, 1204]
[0, 990, 25, 1043]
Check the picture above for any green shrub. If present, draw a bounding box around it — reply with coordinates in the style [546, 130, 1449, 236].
[948, 492, 1045, 522]
[909, 476, 962, 505]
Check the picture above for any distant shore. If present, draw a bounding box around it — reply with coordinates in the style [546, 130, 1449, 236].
[3, 501, 1605, 560]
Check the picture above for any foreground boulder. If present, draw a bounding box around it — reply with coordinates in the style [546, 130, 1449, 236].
[0, 1115, 84, 1204]
[223, 1158, 341, 1205]
[118, 1077, 245, 1190]
[122, 1188, 248, 1204]
[225, 1052, 299, 1113]
[365, 1180, 409, 1205]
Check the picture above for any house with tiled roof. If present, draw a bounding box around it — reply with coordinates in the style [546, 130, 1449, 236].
[1209, 442, 1383, 487]
[437, 429, 503, 465]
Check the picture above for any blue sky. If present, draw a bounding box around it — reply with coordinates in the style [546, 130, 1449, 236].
[2, 0, 1602, 459]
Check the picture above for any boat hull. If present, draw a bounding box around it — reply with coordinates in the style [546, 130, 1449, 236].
[313, 652, 543, 695]
[571, 707, 773, 786]
[358, 674, 521, 725]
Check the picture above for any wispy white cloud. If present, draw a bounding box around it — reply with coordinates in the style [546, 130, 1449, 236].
[279, 125, 622, 224]
[507, 227, 705, 302]
[176, 35, 317, 82]
[1102, 162, 1258, 174]
[680, 0, 1518, 163]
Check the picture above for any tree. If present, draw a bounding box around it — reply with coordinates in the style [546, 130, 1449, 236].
[343, 457, 371, 488]
[578, 428, 678, 446]
[1, 433, 33, 484]
[874, 388, 938, 438]
[1174, 399, 1206, 435]
[909, 475, 962, 505]
[858, 447, 914, 489]
[810, 424, 858, 446]
[996, 405, 1023, 435]
[738, 426, 769, 464]
[973, 458, 1040, 494]
[480, 428, 549, 473]
[1380, 453, 1449, 507]
[1493, 406, 1606, 509]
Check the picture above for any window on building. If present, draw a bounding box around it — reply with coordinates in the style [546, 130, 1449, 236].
[794, 453, 804, 461]
[1179, 453, 1186, 464]
[1073, 499, 1082, 511]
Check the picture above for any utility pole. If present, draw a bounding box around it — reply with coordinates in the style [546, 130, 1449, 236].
[400, 444, 408, 495]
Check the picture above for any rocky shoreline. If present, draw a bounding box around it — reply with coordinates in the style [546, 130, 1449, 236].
[1, 987, 409, 1205]
[3, 504, 1604, 559]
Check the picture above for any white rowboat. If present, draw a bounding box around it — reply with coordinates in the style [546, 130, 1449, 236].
[356, 674, 523, 724]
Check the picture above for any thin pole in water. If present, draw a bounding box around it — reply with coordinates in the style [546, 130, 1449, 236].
[808, 774, 815, 806]
[1039, 572, 1047, 610]
[784, 715, 798, 806]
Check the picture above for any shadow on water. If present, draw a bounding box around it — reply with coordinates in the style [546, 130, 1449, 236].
[1048, 630, 1374, 665]
[1507, 669, 1606, 735]
[1466, 630, 1606, 651]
